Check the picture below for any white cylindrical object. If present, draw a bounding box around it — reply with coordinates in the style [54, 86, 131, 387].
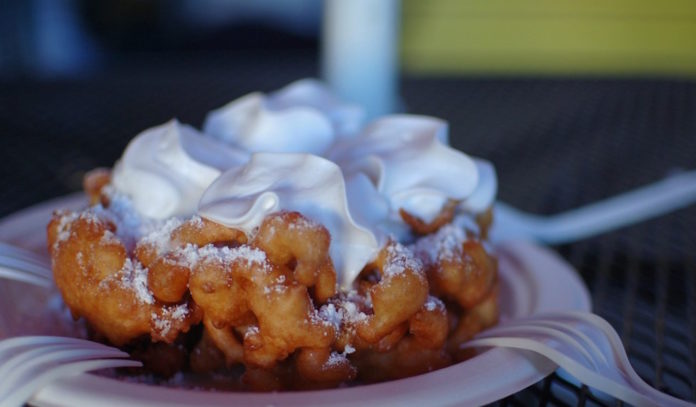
[321, 0, 400, 120]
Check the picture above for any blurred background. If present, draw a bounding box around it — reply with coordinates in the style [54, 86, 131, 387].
[2, 0, 696, 78]
[0, 0, 321, 79]
[402, 0, 696, 76]
[2, 0, 695, 211]
[1, 1, 695, 405]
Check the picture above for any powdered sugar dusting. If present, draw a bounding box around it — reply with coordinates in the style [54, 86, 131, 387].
[383, 242, 422, 277]
[325, 351, 348, 368]
[244, 325, 260, 341]
[140, 218, 183, 257]
[55, 211, 79, 244]
[178, 243, 199, 267]
[93, 188, 160, 249]
[102, 188, 145, 234]
[179, 244, 268, 270]
[411, 223, 466, 265]
[113, 257, 155, 305]
[342, 296, 368, 324]
[152, 303, 189, 338]
[424, 295, 444, 312]
[319, 303, 343, 330]
[321, 293, 368, 330]
[288, 214, 320, 230]
[170, 303, 189, 320]
[54, 210, 125, 251]
[263, 284, 288, 295]
[100, 229, 120, 245]
[188, 215, 205, 229]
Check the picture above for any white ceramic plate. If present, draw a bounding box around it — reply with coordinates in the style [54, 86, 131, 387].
[0, 194, 591, 407]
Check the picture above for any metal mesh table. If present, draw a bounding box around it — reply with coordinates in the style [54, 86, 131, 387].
[0, 52, 694, 405]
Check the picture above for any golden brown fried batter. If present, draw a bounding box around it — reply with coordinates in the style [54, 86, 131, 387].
[399, 199, 459, 235]
[409, 296, 449, 349]
[48, 195, 499, 390]
[253, 211, 337, 303]
[47, 211, 200, 346]
[415, 229, 498, 309]
[295, 347, 357, 385]
[352, 336, 452, 382]
[447, 280, 500, 362]
[356, 241, 429, 344]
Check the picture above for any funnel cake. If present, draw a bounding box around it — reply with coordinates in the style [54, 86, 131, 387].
[47, 79, 499, 390]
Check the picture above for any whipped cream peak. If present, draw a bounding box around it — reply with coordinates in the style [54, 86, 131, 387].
[266, 79, 365, 137]
[354, 114, 450, 150]
[198, 153, 380, 288]
[202, 79, 365, 155]
[330, 115, 486, 237]
[111, 119, 249, 219]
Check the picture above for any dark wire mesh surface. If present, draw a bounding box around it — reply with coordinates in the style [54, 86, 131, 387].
[0, 53, 694, 405]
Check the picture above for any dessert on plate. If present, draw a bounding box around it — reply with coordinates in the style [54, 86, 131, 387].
[46, 79, 499, 390]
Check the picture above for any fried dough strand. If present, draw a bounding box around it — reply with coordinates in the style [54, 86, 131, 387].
[356, 242, 429, 343]
[414, 227, 498, 310]
[253, 211, 337, 303]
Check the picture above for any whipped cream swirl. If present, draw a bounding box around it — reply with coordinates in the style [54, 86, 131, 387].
[112, 119, 249, 219]
[203, 79, 365, 155]
[329, 115, 496, 238]
[198, 153, 380, 288]
[107, 80, 497, 287]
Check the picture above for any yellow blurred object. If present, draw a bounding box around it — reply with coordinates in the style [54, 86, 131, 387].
[401, 0, 696, 75]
